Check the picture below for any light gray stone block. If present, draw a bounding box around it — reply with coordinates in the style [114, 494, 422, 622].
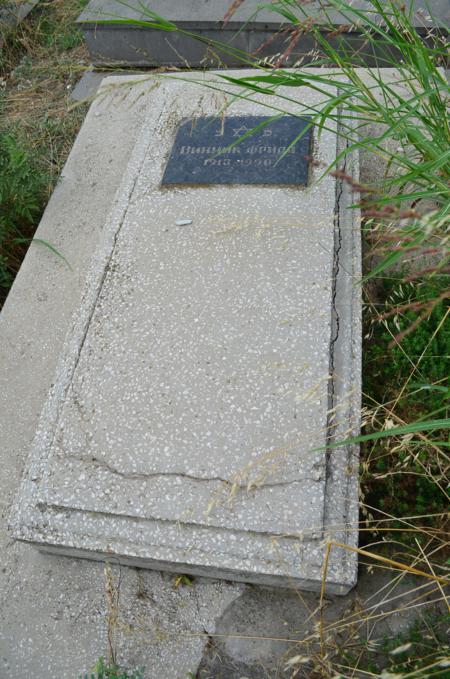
[10, 71, 361, 594]
[77, 0, 449, 67]
[78, 0, 449, 30]
[71, 69, 145, 101]
[71, 69, 111, 101]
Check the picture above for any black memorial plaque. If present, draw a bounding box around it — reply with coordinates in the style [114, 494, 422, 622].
[161, 116, 312, 187]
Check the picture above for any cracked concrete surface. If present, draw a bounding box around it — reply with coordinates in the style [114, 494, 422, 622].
[0, 76, 242, 679]
[0, 72, 409, 678]
[10, 72, 360, 592]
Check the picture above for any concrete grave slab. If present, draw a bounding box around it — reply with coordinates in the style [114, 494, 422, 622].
[10, 71, 361, 594]
[2, 70, 440, 678]
[77, 0, 449, 67]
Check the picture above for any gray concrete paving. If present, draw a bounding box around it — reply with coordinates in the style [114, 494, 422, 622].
[0, 74, 242, 679]
[10, 72, 361, 593]
[197, 570, 445, 678]
[71, 69, 146, 102]
[77, 0, 449, 67]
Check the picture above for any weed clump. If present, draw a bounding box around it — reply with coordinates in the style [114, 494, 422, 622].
[0, 132, 47, 294]
[0, 0, 89, 306]
[361, 274, 449, 540]
[367, 276, 450, 412]
[342, 611, 450, 677]
[80, 657, 144, 679]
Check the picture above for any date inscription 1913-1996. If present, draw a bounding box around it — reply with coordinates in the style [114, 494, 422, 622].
[161, 115, 312, 187]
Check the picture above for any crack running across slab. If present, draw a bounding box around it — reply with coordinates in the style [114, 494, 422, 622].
[327, 147, 344, 449]
[62, 454, 324, 489]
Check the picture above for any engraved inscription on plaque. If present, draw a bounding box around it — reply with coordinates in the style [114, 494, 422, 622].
[161, 116, 312, 187]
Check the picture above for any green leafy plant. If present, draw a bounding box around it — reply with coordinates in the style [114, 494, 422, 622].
[360, 275, 449, 544]
[80, 657, 144, 679]
[0, 132, 47, 291]
[173, 574, 194, 588]
[341, 612, 450, 677]
[367, 276, 450, 413]
[0, 0, 88, 306]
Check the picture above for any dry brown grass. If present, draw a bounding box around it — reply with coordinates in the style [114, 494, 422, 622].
[0, 0, 89, 181]
[0, 0, 90, 306]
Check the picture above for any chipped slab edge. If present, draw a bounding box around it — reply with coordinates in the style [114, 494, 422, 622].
[9, 72, 361, 595]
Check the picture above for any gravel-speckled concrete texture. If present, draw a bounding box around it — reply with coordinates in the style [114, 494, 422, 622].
[10, 72, 360, 593]
[1, 70, 419, 679]
[0, 75, 242, 679]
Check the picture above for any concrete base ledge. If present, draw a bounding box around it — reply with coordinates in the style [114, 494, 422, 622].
[77, 0, 449, 68]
